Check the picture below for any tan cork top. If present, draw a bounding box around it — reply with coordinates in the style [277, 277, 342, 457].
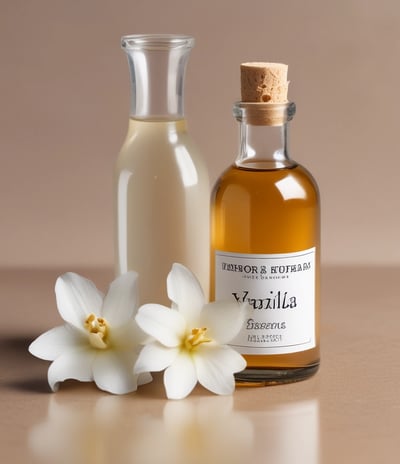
[240, 62, 289, 103]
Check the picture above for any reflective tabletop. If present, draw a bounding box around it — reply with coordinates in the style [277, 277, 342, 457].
[1, 267, 399, 463]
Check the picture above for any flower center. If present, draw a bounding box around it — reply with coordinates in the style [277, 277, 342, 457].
[84, 313, 109, 349]
[184, 327, 212, 351]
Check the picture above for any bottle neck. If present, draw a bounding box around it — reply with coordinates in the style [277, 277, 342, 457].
[234, 102, 296, 170]
[121, 34, 194, 120]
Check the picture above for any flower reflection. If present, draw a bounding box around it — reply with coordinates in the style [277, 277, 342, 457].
[29, 392, 253, 464]
[157, 397, 254, 464]
[29, 394, 146, 464]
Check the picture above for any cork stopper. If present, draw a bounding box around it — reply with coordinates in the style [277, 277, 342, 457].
[241, 62, 289, 103]
[238, 62, 291, 125]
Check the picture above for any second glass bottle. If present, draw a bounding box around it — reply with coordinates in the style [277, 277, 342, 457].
[115, 34, 210, 305]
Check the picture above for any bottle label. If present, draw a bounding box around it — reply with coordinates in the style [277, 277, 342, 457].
[215, 248, 316, 355]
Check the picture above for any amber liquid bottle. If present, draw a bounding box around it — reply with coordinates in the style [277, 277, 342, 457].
[211, 66, 320, 385]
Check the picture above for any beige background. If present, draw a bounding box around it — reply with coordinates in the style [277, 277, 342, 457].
[1, 0, 399, 269]
[1, 4, 400, 460]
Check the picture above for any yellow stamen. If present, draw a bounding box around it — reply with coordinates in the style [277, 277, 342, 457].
[84, 313, 109, 349]
[184, 327, 212, 351]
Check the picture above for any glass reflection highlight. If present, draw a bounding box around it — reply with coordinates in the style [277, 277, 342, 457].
[276, 174, 307, 200]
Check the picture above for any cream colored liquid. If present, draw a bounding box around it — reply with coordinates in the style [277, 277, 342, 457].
[115, 118, 210, 305]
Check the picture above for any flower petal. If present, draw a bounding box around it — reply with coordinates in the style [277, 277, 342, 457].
[164, 352, 197, 400]
[92, 350, 140, 394]
[137, 371, 153, 386]
[134, 343, 179, 374]
[110, 319, 148, 349]
[47, 347, 96, 391]
[101, 271, 139, 327]
[135, 304, 186, 347]
[29, 325, 84, 361]
[167, 263, 205, 326]
[194, 345, 246, 395]
[200, 301, 250, 344]
[55, 272, 104, 331]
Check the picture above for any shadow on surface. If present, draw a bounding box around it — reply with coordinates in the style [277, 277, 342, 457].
[8, 377, 50, 393]
[0, 334, 50, 394]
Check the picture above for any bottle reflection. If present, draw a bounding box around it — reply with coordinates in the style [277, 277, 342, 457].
[248, 398, 320, 464]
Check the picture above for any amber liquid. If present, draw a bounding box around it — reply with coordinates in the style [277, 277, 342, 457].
[210, 162, 320, 385]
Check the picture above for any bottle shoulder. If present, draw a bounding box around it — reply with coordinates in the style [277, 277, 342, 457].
[115, 118, 209, 187]
[116, 119, 208, 169]
[212, 164, 319, 202]
[118, 118, 188, 151]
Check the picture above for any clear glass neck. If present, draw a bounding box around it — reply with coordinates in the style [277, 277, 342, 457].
[234, 102, 296, 170]
[121, 34, 194, 120]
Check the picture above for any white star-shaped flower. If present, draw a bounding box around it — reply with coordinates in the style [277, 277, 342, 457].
[29, 272, 151, 394]
[134, 263, 248, 399]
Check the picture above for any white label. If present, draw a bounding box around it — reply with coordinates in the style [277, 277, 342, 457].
[215, 248, 316, 355]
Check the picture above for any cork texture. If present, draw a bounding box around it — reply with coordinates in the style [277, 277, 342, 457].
[241, 62, 289, 103]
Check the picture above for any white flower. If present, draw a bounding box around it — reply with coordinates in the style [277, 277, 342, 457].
[134, 263, 247, 399]
[29, 272, 151, 394]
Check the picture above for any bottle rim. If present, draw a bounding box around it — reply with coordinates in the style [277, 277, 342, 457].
[121, 34, 195, 50]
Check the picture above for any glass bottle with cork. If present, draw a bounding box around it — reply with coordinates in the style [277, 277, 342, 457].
[211, 62, 320, 385]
